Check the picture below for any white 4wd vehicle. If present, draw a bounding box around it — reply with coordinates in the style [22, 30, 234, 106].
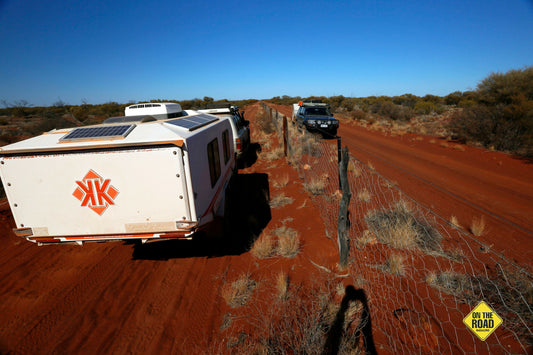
[197, 105, 250, 161]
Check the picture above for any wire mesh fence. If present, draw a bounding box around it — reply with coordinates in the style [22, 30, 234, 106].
[262, 103, 532, 354]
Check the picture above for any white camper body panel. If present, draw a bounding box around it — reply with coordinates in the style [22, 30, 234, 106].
[1, 147, 192, 236]
[0, 112, 235, 245]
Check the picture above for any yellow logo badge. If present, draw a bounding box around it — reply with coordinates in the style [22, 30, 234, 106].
[463, 301, 503, 341]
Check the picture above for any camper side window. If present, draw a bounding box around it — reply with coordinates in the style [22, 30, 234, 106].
[207, 138, 221, 187]
[222, 129, 230, 164]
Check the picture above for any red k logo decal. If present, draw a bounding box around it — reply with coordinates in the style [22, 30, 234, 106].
[73, 170, 119, 215]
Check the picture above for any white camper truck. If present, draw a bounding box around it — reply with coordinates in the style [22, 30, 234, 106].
[0, 111, 236, 245]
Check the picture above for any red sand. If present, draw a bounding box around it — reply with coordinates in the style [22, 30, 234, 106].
[0, 102, 531, 353]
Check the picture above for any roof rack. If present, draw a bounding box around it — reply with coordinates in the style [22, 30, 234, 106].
[299, 100, 329, 107]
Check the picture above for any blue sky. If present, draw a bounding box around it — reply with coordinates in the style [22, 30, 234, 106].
[0, 0, 532, 106]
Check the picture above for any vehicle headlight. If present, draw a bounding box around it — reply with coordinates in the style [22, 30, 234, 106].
[307, 120, 316, 124]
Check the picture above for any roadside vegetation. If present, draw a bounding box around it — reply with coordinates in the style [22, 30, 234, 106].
[267, 66, 532, 156]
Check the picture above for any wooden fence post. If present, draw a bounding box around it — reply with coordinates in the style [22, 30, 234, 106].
[338, 146, 351, 268]
[283, 116, 288, 157]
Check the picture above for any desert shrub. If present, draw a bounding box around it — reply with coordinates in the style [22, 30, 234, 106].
[458, 99, 476, 108]
[392, 93, 419, 108]
[349, 109, 367, 120]
[414, 101, 437, 115]
[449, 66, 533, 156]
[477, 67, 533, 105]
[444, 91, 463, 106]
[449, 100, 533, 154]
[370, 101, 413, 121]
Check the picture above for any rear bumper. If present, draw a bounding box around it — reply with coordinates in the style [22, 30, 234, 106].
[14, 225, 198, 246]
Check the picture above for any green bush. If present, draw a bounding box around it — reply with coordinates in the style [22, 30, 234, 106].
[449, 67, 533, 155]
[414, 101, 436, 115]
[444, 91, 463, 106]
[349, 109, 367, 121]
[392, 93, 419, 108]
[370, 101, 413, 121]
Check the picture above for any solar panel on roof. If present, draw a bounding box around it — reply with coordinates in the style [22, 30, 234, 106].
[60, 125, 135, 142]
[167, 114, 218, 131]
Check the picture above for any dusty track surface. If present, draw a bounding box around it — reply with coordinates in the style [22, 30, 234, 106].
[0, 103, 339, 354]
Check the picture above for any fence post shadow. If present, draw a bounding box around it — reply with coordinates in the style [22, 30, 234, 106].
[323, 285, 377, 355]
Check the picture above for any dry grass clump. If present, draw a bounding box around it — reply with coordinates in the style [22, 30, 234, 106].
[386, 253, 405, 275]
[365, 200, 442, 252]
[273, 173, 290, 188]
[426, 270, 470, 298]
[352, 166, 362, 178]
[250, 235, 277, 259]
[274, 226, 301, 258]
[275, 272, 289, 300]
[253, 129, 271, 145]
[269, 192, 294, 208]
[263, 146, 284, 161]
[289, 130, 322, 159]
[357, 188, 372, 202]
[251, 226, 301, 259]
[219, 313, 233, 331]
[450, 215, 461, 228]
[347, 160, 361, 177]
[355, 230, 378, 249]
[303, 176, 326, 195]
[222, 273, 257, 308]
[470, 216, 485, 236]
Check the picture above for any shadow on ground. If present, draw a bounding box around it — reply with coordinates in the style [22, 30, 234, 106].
[323, 285, 377, 355]
[238, 142, 261, 169]
[131, 172, 271, 260]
